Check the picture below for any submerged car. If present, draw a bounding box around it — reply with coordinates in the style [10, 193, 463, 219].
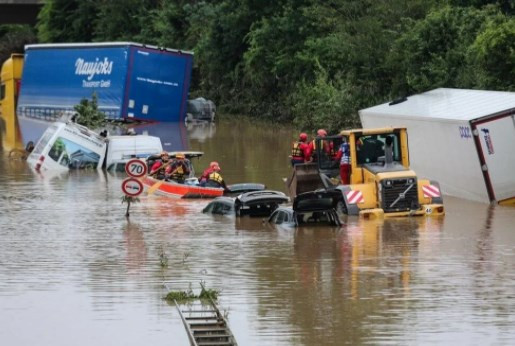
[185, 97, 216, 122]
[202, 197, 236, 215]
[267, 189, 343, 226]
[203, 190, 289, 217]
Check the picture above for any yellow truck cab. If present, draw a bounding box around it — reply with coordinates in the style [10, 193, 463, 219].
[0, 54, 24, 152]
[287, 127, 445, 219]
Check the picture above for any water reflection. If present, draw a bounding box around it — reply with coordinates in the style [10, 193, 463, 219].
[186, 121, 217, 143]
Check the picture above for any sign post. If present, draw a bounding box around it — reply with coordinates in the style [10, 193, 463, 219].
[122, 160, 147, 217]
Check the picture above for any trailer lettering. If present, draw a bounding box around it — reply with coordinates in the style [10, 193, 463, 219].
[459, 126, 472, 139]
[481, 128, 495, 155]
[75, 57, 114, 81]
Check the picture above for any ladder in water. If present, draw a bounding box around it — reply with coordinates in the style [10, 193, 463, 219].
[174, 297, 238, 346]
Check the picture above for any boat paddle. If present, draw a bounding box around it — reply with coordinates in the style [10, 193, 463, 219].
[147, 165, 181, 196]
[147, 180, 165, 195]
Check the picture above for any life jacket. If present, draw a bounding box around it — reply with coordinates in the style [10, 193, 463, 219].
[208, 172, 224, 185]
[200, 167, 215, 183]
[291, 141, 304, 158]
[169, 161, 188, 181]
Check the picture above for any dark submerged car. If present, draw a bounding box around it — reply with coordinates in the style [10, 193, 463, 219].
[267, 189, 343, 226]
[202, 196, 235, 215]
[234, 190, 289, 216]
[203, 190, 288, 217]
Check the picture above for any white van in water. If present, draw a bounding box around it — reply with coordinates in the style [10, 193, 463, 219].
[27, 122, 107, 172]
[27, 121, 163, 173]
[105, 135, 163, 172]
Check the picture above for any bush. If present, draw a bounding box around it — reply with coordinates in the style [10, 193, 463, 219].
[290, 67, 360, 133]
[73, 93, 106, 129]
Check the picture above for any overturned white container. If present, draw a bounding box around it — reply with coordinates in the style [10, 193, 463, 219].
[359, 88, 515, 205]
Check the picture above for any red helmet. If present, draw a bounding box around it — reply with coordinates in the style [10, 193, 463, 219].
[299, 133, 308, 141]
[317, 129, 327, 137]
[210, 161, 221, 171]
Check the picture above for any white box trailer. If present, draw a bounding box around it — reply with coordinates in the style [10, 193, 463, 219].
[359, 88, 515, 205]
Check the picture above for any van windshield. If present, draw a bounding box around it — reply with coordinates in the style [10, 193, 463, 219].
[48, 136, 101, 169]
[32, 126, 58, 155]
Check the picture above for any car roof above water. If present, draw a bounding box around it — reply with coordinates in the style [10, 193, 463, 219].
[236, 190, 289, 205]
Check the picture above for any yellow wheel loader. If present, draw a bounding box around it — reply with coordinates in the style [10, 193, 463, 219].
[286, 127, 445, 219]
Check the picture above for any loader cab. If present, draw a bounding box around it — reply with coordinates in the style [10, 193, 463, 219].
[354, 132, 402, 165]
[315, 135, 344, 177]
[345, 128, 410, 185]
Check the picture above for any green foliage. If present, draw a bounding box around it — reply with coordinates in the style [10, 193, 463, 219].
[389, 6, 491, 94]
[93, 0, 156, 41]
[32, 0, 515, 131]
[121, 195, 140, 204]
[290, 67, 360, 133]
[467, 17, 515, 90]
[0, 25, 36, 65]
[73, 93, 106, 129]
[37, 0, 98, 42]
[164, 289, 197, 302]
[164, 284, 219, 302]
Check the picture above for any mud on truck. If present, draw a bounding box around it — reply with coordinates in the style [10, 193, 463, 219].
[286, 127, 445, 219]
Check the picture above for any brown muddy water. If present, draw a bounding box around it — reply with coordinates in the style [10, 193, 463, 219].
[1, 119, 515, 346]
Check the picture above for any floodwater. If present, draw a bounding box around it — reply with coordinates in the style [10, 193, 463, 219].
[1, 119, 515, 346]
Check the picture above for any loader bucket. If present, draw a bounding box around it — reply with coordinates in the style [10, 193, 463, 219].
[285, 163, 327, 199]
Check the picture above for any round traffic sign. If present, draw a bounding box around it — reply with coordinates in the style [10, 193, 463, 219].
[125, 159, 147, 178]
[122, 178, 144, 197]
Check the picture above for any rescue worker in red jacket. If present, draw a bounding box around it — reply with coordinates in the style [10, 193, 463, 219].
[200, 162, 227, 189]
[199, 161, 220, 185]
[308, 129, 335, 161]
[290, 132, 311, 166]
[165, 153, 191, 183]
[149, 151, 170, 180]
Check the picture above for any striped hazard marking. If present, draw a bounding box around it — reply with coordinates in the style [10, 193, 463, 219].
[422, 184, 441, 198]
[346, 190, 364, 204]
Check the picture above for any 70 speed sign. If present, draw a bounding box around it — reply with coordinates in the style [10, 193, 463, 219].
[125, 159, 147, 178]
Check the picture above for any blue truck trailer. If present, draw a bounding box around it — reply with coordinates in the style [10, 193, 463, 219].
[16, 42, 193, 146]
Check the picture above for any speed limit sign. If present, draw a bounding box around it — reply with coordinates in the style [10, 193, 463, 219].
[125, 159, 147, 178]
[122, 178, 144, 197]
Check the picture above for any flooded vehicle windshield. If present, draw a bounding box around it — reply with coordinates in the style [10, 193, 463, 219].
[48, 137, 101, 169]
[32, 125, 58, 155]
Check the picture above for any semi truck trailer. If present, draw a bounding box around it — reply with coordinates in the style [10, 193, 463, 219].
[1, 42, 193, 151]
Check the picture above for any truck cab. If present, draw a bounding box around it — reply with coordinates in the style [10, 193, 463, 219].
[0, 54, 24, 152]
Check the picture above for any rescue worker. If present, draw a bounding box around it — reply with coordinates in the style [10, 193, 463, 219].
[199, 161, 220, 186]
[166, 153, 191, 183]
[201, 162, 227, 189]
[335, 137, 351, 184]
[308, 129, 335, 161]
[149, 151, 170, 180]
[290, 133, 310, 166]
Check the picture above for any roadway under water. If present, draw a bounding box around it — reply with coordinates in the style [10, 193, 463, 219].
[1, 119, 514, 345]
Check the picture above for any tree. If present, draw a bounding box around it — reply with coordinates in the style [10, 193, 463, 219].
[73, 93, 106, 129]
[468, 17, 515, 90]
[388, 6, 493, 94]
[0, 25, 36, 65]
[37, 0, 98, 42]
